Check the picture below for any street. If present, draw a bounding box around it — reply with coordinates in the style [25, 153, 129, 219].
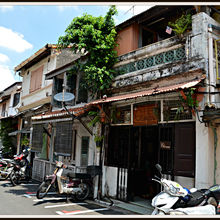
[0, 179, 136, 216]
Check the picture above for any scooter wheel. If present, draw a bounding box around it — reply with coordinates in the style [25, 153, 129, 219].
[10, 170, 20, 186]
[0, 168, 8, 180]
[36, 180, 52, 199]
[75, 183, 90, 201]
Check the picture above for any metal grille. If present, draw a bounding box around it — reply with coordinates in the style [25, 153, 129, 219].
[54, 121, 73, 155]
[163, 100, 193, 121]
[32, 124, 46, 152]
[117, 168, 128, 201]
[32, 158, 45, 181]
[115, 47, 186, 75]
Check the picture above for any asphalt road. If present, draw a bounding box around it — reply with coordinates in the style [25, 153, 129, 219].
[0, 179, 136, 216]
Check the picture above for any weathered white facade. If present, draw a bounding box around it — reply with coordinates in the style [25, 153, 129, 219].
[98, 11, 220, 201]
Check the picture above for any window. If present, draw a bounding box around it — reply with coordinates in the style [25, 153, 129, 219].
[81, 136, 89, 166]
[54, 121, 73, 156]
[1, 103, 6, 117]
[29, 65, 43, 93]
[13, 93, 20, 107]
[53, 71, 88, 107]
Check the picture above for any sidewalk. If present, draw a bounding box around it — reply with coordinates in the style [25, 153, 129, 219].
[88, 197, 153, 215]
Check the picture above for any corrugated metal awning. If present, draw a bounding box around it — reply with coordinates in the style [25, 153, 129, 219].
[32, 104, 91, 121]
[32, 73, 205, 121]
[89, 75, 206, 105]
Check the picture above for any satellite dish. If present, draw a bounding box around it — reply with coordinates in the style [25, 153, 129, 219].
[54, 92, 75, 102]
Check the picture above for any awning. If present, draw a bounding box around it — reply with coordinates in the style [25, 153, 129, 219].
[8, 129, 31, 136]
[32, 72, 205, 122]
[32, 104, 91, 121]
[89, 75, 206, 105]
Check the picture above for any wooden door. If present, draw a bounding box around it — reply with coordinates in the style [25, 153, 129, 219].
[174, 122, 195, 177]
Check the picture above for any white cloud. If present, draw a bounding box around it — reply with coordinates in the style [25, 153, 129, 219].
[0, 65, 15, 91]
[0, 53, 9, 63]
[0, 6, 14, 12]
[57, 5, 80, 12]
[0, 26, 33, 53]
[117, 5, 153, 16]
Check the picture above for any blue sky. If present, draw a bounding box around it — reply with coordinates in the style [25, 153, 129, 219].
[0, 3, 154, 91]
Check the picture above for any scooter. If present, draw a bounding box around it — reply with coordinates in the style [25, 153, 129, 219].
[151, 164, 217, 215]
[36, 161, 100, 201]
[9, 147, 32, 186]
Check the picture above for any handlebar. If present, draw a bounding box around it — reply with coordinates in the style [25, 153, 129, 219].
[152, 178, 161, 184]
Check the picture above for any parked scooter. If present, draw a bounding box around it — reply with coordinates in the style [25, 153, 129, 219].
[0, 158, 14, 180]
[36, 161, 100, 201]
[151, 164, 218, 215]
[9, 147, 32, 186]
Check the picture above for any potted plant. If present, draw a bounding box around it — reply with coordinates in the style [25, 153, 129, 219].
[168, 13, 192, 39]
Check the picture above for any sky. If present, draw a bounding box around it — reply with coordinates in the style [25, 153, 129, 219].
[0, 3, 155, 92]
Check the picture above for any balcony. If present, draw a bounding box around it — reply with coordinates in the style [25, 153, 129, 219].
[112, 33, 205, 90]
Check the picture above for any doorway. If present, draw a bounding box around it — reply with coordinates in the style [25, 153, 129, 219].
[127, 126, 159, 201]
[107, 122, 195, 202]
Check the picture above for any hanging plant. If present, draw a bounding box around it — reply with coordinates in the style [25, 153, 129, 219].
[176, 88, 198, 118]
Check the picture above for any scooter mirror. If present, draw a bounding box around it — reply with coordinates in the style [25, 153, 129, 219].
[155, 164, 162, 175]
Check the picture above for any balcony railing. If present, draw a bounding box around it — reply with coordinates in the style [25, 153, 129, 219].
[115, 46, 186, 76]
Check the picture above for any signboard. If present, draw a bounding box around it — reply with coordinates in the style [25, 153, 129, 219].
[160, 141, 171, 150]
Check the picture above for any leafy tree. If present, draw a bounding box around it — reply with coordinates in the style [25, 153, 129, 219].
[58, 6, 118, 98]
[0, 120, 16, 157]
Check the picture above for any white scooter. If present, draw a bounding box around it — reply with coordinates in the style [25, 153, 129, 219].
[151, 164, 216, 215]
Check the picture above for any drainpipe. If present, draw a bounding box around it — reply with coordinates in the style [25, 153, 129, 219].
[208, 24, 215, 104]
[212, 127, 217, 185]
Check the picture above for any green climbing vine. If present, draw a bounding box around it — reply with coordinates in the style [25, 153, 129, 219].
[58, 6, 118, 98]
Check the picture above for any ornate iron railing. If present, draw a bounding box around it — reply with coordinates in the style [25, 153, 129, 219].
[115, 46, 186, 75]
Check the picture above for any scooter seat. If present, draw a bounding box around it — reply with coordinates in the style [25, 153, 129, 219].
[186, 190, 207, 207]
[67, 172, 91, 179]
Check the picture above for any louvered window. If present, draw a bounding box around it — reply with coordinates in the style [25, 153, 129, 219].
[54, 121, 73, 155]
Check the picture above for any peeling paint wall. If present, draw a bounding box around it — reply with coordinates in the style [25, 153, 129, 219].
[192, 12, 220, 189]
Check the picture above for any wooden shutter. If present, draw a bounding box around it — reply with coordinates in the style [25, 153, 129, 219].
[54, 121, 73, 155]
[30, 65, 43, 93]
[174, 122, 195, 177]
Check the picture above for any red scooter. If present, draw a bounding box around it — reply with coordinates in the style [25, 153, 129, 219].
[9, 147, 32, 186]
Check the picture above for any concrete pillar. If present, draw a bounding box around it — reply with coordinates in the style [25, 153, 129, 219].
[195, 118, 214, 188]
